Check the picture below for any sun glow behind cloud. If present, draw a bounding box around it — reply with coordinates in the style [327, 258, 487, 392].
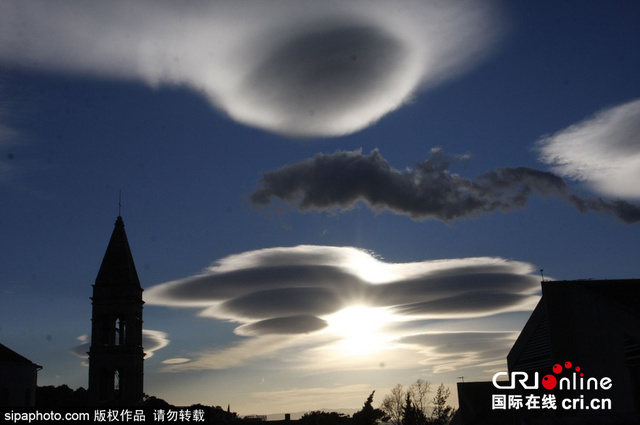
[324, 306, 396, 356]
[145, 245, 540, 374]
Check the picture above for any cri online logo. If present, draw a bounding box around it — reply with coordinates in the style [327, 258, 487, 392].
[493, 361, 612, 391]
[542, 361, 578, 390]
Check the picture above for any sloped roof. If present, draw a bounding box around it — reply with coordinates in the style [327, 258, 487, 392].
[95, 216, 141, 288]
[0, 342, 40, 367]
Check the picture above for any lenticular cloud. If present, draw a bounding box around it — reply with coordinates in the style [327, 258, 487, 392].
[537, 98, 640, 199]
[144, 245, 540, 371]
[0, 1, 501, 137]
[145, 245, 541, 332]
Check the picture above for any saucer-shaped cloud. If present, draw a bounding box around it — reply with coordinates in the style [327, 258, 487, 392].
[145, 246, 540, 372]
[145, 246, 540, 330]
[161, 358, 191, 365]
[537, 98, 640, 199]
[0, 1, 501, 137]
[235, 315, 328, 337]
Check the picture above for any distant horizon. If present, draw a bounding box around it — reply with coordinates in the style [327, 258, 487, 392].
[31, 381, 448, 420]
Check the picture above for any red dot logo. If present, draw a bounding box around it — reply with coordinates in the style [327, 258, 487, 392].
[552, 364, 562, 374]
[542, 374, 557, 390]
[564, 361, 572, 369]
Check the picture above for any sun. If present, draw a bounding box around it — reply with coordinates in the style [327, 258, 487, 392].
[325, 306, 394, 355]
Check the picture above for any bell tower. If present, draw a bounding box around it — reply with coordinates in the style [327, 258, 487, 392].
[88, 216, 144, 405]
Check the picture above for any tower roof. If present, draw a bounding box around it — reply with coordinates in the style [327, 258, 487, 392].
[95, 216, 141, 288]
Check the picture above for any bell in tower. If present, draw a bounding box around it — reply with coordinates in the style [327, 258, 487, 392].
[88, 216, 144, 405]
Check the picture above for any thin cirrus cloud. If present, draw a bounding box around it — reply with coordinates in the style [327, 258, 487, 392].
[0, 1, 502, 138]
[537, 98, 640, 200]
[397, 331, 518, 373]
[250, 148, 640, 224]
[144, 245, 540, 372]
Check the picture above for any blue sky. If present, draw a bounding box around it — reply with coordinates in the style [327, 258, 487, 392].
[1, 0, 640, 417]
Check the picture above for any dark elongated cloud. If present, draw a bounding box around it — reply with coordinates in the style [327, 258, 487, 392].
[236, 316, 328, 337]
[145, 245, 540, 371]
[393, 292, 531, 316]
[250, 149, 640, 223]
[220, 287, 343, 319]
[150, 265, 366, 306]
[0, 1, 501, 137]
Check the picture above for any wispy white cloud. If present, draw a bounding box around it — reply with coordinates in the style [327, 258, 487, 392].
[0, 1, 502, 137]
[537, 98, 640, 199]
[160, 335, 295, 372]
[71, 329, 170, 364]
[161, 358, 191, 365]
[145, 246, 539, 373]
[398, 331, 518, 373]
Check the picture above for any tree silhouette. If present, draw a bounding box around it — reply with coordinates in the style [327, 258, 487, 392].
[36, 385, 88, 407]
[408, 379, 431, 415]
[402, 393, 427, 425]
[381, 380, 454, 425]
[380, 384, 405, 425]
[141, 393, 173, 408]
[427, 383, 455, 425]
[298, 411, 350, 425]
[352, 391, 387, 425]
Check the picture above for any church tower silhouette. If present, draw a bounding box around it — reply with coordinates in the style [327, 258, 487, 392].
[88, 216, 144, 405]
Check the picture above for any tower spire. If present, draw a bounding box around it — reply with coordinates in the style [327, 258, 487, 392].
[89, 215, 144, 405]
[94, 216, 140, 288]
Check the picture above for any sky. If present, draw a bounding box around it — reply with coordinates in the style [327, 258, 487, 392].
[1, 0, 640, 418]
